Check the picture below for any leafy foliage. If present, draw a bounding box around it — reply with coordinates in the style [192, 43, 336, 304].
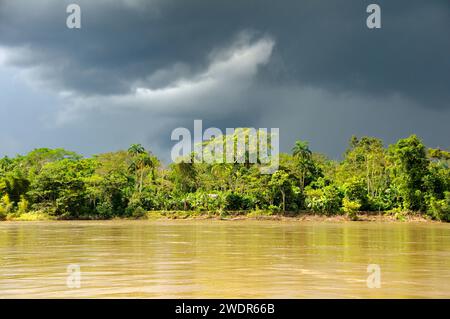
[0, 134, 449, 221]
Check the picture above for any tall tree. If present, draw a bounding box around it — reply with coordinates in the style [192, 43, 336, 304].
[388, 135, 430, 211]
[127, 144, 156, 194]
[292, 140, 314, 190]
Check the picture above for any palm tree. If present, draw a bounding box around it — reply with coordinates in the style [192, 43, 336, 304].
[127, 144, 154, 193]
[292, 140, 313, 190]
[128, 144, 145, 156]
[292, 140, 312, 159]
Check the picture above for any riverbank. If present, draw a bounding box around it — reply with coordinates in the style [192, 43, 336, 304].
[1, 210, 441, 223]
[145, 210, 438, 223]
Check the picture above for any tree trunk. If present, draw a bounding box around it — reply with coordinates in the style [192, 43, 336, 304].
[139, 169, 144, 194]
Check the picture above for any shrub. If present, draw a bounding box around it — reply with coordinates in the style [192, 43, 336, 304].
[305, 185, 343, 215]
[268, 204, 281, 213]
[342, 197, 361, 221]
[394, 210, 407, 221]
[0, 194, 14, 216]
[0, 207, 6, 221]
[428, 192, 450, 222]
[131, 206, 147, 219]
[29, 202, 57, 216]
[185, 191, 226, 211]
[369, 191, 394, 211]
[96, 201, 114, 217]
[225, 192, 252, 211]
[343, 178, 369, 210]
[17, 196, 29, 215]
[125, 193, 145, 217]
[9, 211, 53, 221]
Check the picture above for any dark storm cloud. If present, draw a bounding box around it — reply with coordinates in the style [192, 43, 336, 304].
[0, 0, 449, 159]
[1, 0, 449, 104]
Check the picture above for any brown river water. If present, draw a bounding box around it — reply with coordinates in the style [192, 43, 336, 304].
[0, 220, 449, 298]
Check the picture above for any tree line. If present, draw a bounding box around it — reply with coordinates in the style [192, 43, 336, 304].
[0, 134, 449, 221]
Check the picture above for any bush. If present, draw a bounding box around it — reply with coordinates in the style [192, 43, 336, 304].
[268, 204, 281, 213]
[125, 193, 145, 217]
[369, 192, 394, 211]
[305, 185, 343, 215]
[343, 178, 369, 210]
[428, 192, 450, 222]
[8, 211, 53, 221]
[17, 196, 29, 215]
[29, 202, 57, 216]
[96, 201, 114, 217]
[0, 207, 6, 221]
[185, 191, 226, 211]
[0, 194, 14, 217]
[131, 206, 147, 219]
[342, 197, 361, 221]
[224, 192, 252, 211]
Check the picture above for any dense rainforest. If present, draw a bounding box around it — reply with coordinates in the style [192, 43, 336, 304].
[0, 133, 449, 221]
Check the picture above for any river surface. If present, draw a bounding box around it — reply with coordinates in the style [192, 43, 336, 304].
[0, 220, 449, 298]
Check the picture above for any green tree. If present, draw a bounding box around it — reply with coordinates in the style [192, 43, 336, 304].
[338, 137, 387, 198]
[269, 170, 291, 212]
[388, 135, 430, 211]
[292, 140, 315, 190]
[127, 144, 158, 194]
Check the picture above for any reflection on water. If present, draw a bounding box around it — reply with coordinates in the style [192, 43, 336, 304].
[0, 220, 449, 298]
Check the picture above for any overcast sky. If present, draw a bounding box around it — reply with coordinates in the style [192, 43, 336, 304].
[0, 0, 449, 162]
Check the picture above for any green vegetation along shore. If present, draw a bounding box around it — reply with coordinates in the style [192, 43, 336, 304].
[1, 133, 449, 222]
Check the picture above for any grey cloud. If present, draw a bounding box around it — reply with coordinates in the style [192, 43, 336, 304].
[0, 0, 449, 160]
[1, 0, 449, 106]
